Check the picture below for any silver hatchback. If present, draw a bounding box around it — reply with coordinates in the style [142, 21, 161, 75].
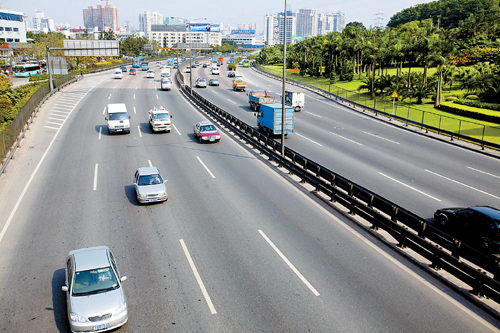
[134, 167, 168, 204]
[62, 246, 128, 333]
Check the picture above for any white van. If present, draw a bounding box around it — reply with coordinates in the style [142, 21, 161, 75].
[105, 103, 130, 134]
[211, 66, 220, 75]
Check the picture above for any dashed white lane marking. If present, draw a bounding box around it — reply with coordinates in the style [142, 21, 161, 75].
[329, 132, 363, 146]
[108, 94, 112, 99]
[172, 124, 181, 136]
[197, 156, 215, 179]
[259, 230, 320, 297]
[227, 99, 237, 105]
[102, 107, 106, 115]
[425, 169, 500, 200]
[295, 133, 323, 146]
[179, 239, 217, 314]
[363, 131, 400, 144]
[98, 126, 102, 139]
[379, 172, 441, 201]
[305, 111, 322, 118]
[467, 166, 500, 179]
[148, 160, 153, 167]
[133, 107, 136, 114]
[137, 125, 143, 138]
[93, 164, 99, 191]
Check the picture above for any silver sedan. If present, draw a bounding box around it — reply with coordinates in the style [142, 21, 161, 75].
[62, 246, 128, 333]
[134, 167, 168, 204]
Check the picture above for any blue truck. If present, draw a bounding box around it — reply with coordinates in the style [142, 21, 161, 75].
[167, 58, 174, 66]
[256, 103, 294, 136]
[212, 56, 218, 63]
[248, 90, 275, 111]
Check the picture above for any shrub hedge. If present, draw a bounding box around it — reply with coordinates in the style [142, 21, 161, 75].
[453, 99, 500, 112]
[438, 102, 500, 124]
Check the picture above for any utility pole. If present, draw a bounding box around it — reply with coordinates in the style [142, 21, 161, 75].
[281, 0, 287, 156]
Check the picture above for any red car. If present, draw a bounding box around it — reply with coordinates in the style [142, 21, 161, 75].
[193, 121, 221, 143]
[129, 68, 136, 75]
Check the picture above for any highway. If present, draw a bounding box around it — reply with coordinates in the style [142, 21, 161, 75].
[188, 60, 500, 218]
[0, 63, 499, 331]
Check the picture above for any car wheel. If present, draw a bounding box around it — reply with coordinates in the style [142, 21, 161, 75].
[436, 213, 448, 227]
[198, 135, 202, 143]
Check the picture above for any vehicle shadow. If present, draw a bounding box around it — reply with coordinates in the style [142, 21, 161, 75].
[124, 184, 140, 206]
[52, 268, 70, 332]
[94, 125, 129, 136]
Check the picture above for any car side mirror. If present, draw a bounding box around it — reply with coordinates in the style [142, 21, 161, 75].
[170, 115, 173, 118]
[128, 116, 131, 119]
[105, 117, 108, 120]
[164, 180, 168, 183]
[62, 285, 68, 292]
[120, 276, 127, 282]
[254, 113, 257, 117]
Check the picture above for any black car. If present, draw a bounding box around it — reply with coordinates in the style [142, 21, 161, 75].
[191, 63, 197, 68]
[434, 206, 500, 252]
[203, 63, 207, 68]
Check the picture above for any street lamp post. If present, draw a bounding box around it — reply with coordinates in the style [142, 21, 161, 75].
[281, 0, 287, 156]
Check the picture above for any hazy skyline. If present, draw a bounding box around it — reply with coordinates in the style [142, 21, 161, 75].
[5, 0, 433, 31]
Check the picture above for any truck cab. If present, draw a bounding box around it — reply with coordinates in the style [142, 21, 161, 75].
[148, 107, 172, 132]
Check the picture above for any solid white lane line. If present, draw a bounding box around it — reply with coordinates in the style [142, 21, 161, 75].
[363, 131, 400, 145]
[179, 239, 217, 314]
[305, 111, 322, 118]
[258, 230, 320, 297]
[329, 132, 363, 146]
[295, 133, 323, 146]
[133, 106, 136, 114]
[227, 99, 237, 105]
[172, 123, 181, 135]
[197, 156, 215, 179]
[93, 164, 98, 191]
[137, 125, 142, 138]
[467, 166, 500, 179]
[108, 94, 112, 99]
[43, 126, 59, 130]
[102, 107, 106, 115]
[99, 126, 102, 139]
[425, 169, 500, 200]
[148, 160, 153, 167]
[379, 172, 441, 201]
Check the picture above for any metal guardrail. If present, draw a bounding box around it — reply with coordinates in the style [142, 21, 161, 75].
[175, 70, 500, 306]
[254, 64, 500, 151]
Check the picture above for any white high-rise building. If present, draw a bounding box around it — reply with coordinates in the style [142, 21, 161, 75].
[296, 9, 317, 38]
[264, 14, 278, 46]
[139, 11, 164, 33]
[318, 12, 345, 34]
[40, 17, 55, 32]
[32, 10, 44, 32]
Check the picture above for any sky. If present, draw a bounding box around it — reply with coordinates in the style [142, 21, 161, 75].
[5, 0, 434, 32]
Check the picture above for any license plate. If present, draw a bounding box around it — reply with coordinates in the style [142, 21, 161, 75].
[210, 138, 215, 142]
[93, 323, 109, 331]
[116, 129, 122, 132]
[149, 198, 157, 202]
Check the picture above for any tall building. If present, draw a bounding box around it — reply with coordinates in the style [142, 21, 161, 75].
[278, 14, 295, 44]
[296, 9, 317, 38]
[317, 12, 345, 34]
[248, 23, 257, 31]
[83, 4, 120, 31]
[139, 11, 163, 33]
[32, 10, 44, 32]
[264, 14, 278, 46]
[149, 24, 222, 48]
[40, 17, 55, 32]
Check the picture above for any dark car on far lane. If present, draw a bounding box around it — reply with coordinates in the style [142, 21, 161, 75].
[434, 206, 500, 253]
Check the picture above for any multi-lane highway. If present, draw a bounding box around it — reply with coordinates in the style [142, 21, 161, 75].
[0, 62, 499, 331]
[188, 61, 500, 218]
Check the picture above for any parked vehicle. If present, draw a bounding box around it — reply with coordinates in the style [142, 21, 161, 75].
[61, 246, 128, 333]
[256, 103, 294, 136]
[232, 78, 247, 91]
[248, 90, 275, 111]
[194, 121, 221, 143]
[105, 103, 130, 134]
[148, 107, 172, 132]
[134, 167, 168, 204]
[284, 91, 305, 112]
[161, 78, 172, 91]
[209, 78, 219, 86]
[434, 206, 500, 252]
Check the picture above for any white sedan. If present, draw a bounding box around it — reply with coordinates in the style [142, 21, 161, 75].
[146, 70, 155, 78]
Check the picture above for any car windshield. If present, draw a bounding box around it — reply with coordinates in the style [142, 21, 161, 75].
[108, 112, 128, 121]
[138, 174, 163, 186]
[72, 266, 119, 296]
[201, 125, 216, 132]
[153, 113, 169, 121]
[198, 79, 205, 82]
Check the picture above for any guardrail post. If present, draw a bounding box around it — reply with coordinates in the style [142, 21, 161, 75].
[396, 232, 407, 248]
[348, 183, 355, 215]
[368, 194, 374, 208]
[451, 240, 461, 258]
[406, 107, 410, 126]
[429, 252, 441, 270]
[418, 221, 427, 238]
[313, 166, 321, 192]
[481, 126, 486, 150]
[471, 275, 485, 297]
[391, 206, 398, 222]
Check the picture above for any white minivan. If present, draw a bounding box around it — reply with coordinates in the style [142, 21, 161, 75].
[211, 66, 220, 75]
[106, 103, 130, 134]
